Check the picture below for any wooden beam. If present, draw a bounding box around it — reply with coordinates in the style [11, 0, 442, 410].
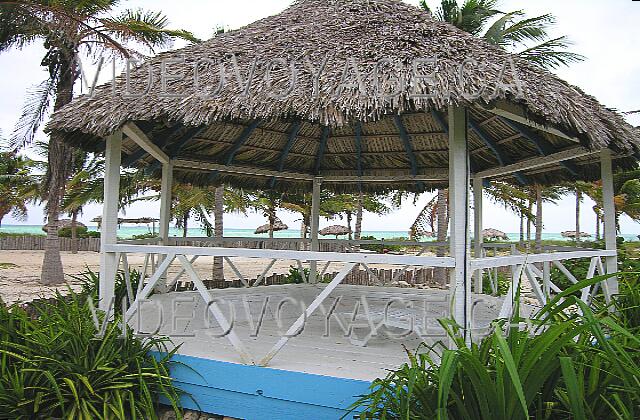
[122, 125, 182, 167]
[475, 147, 594, 179]
[314, 126, 330, 175]
[500, 117, 579, 176]
[486, 100, 580, 143]
[270, 120, 302, 188]
[473, 177, 483, 293]
[122, 122, 169, 164]
[174, 159, 313, 181]
[225, 119, 261, 165]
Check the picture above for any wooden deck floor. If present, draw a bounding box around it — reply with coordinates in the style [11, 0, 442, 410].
[133, 284, 510, 381]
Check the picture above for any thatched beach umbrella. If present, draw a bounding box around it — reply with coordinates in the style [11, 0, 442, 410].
[42, 219, 86, 232]
[319, 225, 351, 238]
[561, 231, 592, 239]
[254, 218, 288, 235]
[482, 228, 509, 241]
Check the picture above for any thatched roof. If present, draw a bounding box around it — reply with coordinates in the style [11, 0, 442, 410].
[42, 219, 86, 232]
[47, 0, 639, 193]
[482, 228, 509, 240]
[254, 218, 288, 234]
[561, 230, 592, 239]
[319, 225, 351, 236]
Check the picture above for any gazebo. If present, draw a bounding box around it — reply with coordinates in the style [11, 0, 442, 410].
[47, 0, 639, 418]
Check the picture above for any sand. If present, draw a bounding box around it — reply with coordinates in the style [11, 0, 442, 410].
[0, 250, 352, 305]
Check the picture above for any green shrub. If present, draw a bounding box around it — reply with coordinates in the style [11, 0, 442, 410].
[0, 291, 183, 419]
[482, 271, 510, 296]
[131, 232, 159, 240]
[350, 275, 640, 419]
[359, 236, 407, 253]
[57, 226, 100, 238]
[71, 268, 143, 313]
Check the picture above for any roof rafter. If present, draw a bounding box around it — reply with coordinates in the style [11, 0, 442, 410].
[393, 114, 424, 189]
[270, 120, 302, 188]
[468, 117, 528, 185]
[314, 126, 330, 175]
[355, 121, 363, 191]
[122, 122, 169, 164]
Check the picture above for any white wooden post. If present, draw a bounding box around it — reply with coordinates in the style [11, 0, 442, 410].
[601, 149, 618, 298]
[473, 177, 483, 294]
[309, 177, 322, 283]
[155, 162, 173, 293]
[99, 131, 122, 313]
[159, 162, 173, 245]
[448, 106, 471, 340]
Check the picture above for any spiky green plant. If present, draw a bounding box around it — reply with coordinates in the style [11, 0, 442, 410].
[0, 291, 183, 419]
[349, 275, 640, 419]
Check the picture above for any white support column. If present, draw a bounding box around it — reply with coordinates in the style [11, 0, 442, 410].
[159, 162, 173, 245]
[99, 131, 122, 313]
[155, 162, 173, 293]
[600, 149, 618, 299]
[448, 106, 471, 340]
[473, 177, 483, 294]
[309, 177, 322, 283]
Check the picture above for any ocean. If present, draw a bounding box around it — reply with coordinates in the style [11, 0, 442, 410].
[1, 224, 638, 242]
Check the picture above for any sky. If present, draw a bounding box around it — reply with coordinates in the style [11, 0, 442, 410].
[0, 0, 639, 234]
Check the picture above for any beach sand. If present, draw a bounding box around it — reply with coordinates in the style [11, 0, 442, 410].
[0, 250, 353, 305]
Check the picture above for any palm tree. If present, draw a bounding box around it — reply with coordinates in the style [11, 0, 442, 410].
[323, 193, 391, 240]
[0, 148, 38, 226]
[584, 169, 640, 234]
[420, 0, 583, 68]
[0, 0, 197, 284]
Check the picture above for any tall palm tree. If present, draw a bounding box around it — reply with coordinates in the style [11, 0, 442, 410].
[0, 0, 197, 284]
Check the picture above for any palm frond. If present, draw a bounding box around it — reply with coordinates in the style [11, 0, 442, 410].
[517, 36, 585, 69]
[10, 78, 57, 150]
[99, 8, 199, 53]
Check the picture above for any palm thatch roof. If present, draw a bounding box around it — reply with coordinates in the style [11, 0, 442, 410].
[482, 228, 509, 240]
[254, 218, 288, 234]
[561, 230, 592, 239]
[319, 225, 351, 236]
[42, 219, 86, 232]
[47, 0, 639, 193]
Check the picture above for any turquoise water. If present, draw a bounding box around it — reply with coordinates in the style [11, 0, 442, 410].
[1, 224, 639, 242]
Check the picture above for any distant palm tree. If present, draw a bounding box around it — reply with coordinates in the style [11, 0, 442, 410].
[0, 0, 197, 284]
[0, 148, 38, 226]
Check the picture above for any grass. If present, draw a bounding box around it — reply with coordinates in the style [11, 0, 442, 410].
[0, 263, 18, 269]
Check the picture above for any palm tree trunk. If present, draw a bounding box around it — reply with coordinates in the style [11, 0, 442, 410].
[71, 210, 79, 254]
[346, 212, 353, 241]
[535, 185, 543, 252]
[268, 205, 275, 239]
[354, 192, 363, 241]
[182, 212, 188, 237]
[41, 53, 76, 285]
[435, 189, 448, 285]
[575, 190, 581, 244]
[519, 213, 525, 247]
[213, 185, 224, 282]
